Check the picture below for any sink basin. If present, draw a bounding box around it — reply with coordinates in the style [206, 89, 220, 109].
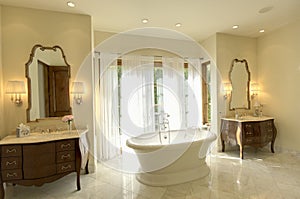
[26, 130, 79, 139]
[237, 115, 273, 121]
[0, 129, 88, 145]
[222, 115, 274, 123]
[239, 115, 257, 120]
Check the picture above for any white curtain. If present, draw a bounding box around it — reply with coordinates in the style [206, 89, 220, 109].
[96, 53, 120, 161]
[187, 58, 203, 127]
[161, 57, 185, 130]
[120, 55, 155, 139]
[95, 54, 203, 162]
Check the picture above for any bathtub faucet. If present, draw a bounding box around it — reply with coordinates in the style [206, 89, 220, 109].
[159, 112, 169, 130]
[158, 112, 170, 144]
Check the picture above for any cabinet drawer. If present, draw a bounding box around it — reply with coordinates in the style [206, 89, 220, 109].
[260, 121, 274, 134]
[243, 123, 253, 136]
[243, 123, 260, 137]
[23, 143, 55, 168]
[24, 165, 56, 179]
[221, 121, 237, 139]
[1, 157, 22, 170]
[56, 140, 75, 152]
[2, 169, 22, 181]
[222, 121, 236, 131]
[1, 145, 22, 157]
[56, 151, 75, 163]
[57, 162, 75, 173]
[245, 136, 262, 144]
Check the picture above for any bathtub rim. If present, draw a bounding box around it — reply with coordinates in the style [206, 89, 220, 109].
[126, 129, 216, 150]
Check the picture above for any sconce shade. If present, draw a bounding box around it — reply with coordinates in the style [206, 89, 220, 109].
[251, 83, 260, 92]
[71, 82, 85, 94]
[223, 82, 232, 100]
[5, 81, 26, 94]
[223, 83, 232, 92]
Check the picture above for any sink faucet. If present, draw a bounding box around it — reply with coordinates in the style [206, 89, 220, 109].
[235, 111, 247, 119]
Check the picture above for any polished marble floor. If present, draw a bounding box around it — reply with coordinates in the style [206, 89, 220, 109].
[5, 147, 300, 199]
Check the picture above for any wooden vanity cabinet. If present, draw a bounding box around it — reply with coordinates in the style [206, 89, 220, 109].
[220, 117, 277, 159]
[0, 137, 83, 199]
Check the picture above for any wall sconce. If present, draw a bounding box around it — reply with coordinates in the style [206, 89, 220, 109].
[251, 82, 260, 99]
[5, 80, 26, 106]
[223, 82, 232, 100]
[71, 82, 85, 105]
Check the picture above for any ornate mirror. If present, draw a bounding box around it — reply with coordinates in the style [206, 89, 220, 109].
[25, 44, 72, 122]
[229, 59, 251, 110]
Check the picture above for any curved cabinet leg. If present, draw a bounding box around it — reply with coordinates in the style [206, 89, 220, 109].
[271, 133, 276, 153]
[271, 141, 275, 153]
[0, 182, 4, 199]
[76, 173, 81, 191]
[239, 145, 244, 159]
[271, 125, 277, 153]
[75, 139, 81, 191]
[221, 139, 225, 152]
[85, 159, 89, 174]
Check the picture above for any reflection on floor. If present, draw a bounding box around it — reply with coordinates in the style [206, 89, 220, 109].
[5, 147, 300, 199]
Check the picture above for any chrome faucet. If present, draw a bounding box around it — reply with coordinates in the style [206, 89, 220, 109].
[41, 128, 52, 134]
[158, 112, 170, 144]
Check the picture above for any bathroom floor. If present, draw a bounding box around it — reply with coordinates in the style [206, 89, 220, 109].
[5, 147, 300, 199]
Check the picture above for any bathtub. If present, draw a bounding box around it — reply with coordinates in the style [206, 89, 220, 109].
[126, 128, 216, 186]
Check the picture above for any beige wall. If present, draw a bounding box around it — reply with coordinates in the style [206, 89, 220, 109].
[92, 23, 300, 154]
[216, 33, 257, 117]
[201, 33, 258, 151]
[1, 6, 92, 137]
[94, 30, 115, 47]
[257, 20, 300, 151]
[0, 5, 4, 138]
[201, 34, 216, 62]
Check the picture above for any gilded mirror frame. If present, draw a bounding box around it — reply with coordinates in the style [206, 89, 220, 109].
[228, 59, 251, 110]
[25, 44, 71, 122]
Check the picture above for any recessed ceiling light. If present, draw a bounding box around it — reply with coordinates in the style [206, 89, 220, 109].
[259, 29, 265, 33]
[175, 23, 182, 27]
[67, 1, 75, 8]
[232, 25, 239, 29]
[142, 19, 149, 24]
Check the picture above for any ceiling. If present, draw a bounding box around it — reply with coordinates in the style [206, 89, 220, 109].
[0, 0, 300, 41]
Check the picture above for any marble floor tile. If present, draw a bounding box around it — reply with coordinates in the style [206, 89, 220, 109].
[3, 149, 300, 199]
[125, 177, 167, 199]
[113, 189, 151, 199]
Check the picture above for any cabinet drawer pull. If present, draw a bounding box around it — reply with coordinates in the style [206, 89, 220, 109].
[61, 165, 71, 170]
[6, 148, 17, 153]
[6, 160, 17, 166]
[245, 124, 252, 128]
[61, 154, 71, 159]
[61, 143, 71, 149]
[6, 172, 17, 178]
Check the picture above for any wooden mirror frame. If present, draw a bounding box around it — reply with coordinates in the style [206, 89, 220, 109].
[228, 59, 251, 110]
[25, 44, 71, 122]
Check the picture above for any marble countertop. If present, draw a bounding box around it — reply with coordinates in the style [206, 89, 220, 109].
[221, 115, 274, 122]
[0, 129, 88, 145]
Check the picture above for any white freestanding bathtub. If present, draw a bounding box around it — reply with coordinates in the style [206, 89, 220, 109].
[126, 128, 216, 186]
